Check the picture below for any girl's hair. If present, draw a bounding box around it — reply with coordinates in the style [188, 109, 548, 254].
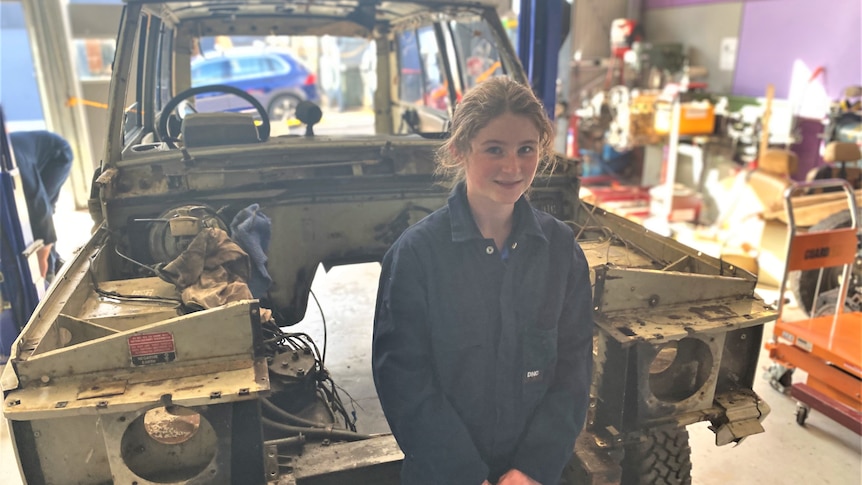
[436, 77, 555, 186]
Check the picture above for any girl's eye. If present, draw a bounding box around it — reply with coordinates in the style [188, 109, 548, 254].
[519, 146, 535, 154]
[486, 146, 503, 155]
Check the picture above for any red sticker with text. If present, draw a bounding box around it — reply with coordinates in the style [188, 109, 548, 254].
[128, 332, 177, 366]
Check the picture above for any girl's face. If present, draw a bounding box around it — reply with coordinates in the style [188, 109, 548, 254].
[462, 113, 540, 209]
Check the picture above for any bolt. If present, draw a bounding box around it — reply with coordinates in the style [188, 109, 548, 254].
[40, 375, 50, 384]
[296, 369, 305, 377]
[292, 352, 299, 361]
[281, 361, 290, 368]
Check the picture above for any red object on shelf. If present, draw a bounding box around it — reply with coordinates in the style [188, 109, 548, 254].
[583, 185, 652, 220]
[610, 19, 639, 58]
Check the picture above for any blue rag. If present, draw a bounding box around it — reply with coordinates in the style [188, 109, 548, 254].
[230, 203, 272, 298]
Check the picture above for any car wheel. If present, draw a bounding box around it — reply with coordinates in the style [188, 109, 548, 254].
[268, 94, 301, 122]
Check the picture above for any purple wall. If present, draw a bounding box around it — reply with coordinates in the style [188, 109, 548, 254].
[733, 0, 861, 99]
[645, 0, 739, 7]
[645, 0, 861, 99]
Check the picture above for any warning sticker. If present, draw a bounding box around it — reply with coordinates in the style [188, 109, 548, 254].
[128, 332, 177, 366]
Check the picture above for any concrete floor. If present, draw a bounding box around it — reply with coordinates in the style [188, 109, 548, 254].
[2, 190, 860, 484]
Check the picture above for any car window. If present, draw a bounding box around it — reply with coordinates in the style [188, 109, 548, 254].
[192, 59, 229, 84]
[121, 11, 147, 145]
[450, 16, 505, 90]
[231, 56, 268, 77]
[265, 56, 289, 75]
[417, 26, 448, 112]
[397, 30, 423, 104]
[155, 25, 173, 110]
[395, 27, 450, 111]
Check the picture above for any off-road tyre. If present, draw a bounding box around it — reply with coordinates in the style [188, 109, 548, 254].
[620, 426, 692, 485]
[790, 207, 861, 315]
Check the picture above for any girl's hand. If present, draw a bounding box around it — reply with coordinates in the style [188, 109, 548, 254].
[496, 469, 540, 485]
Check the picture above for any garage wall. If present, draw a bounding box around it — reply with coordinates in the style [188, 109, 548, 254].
[732, 0, 861, 100]
[643, 0, 862, 101]
[641, 3, 743, 94]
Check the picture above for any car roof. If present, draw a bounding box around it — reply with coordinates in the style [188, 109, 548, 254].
[193, 49, 296, 62]
[126, 1, 494, 37]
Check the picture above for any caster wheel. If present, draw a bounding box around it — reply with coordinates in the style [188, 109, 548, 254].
[765, 364, 794, 394]
[795, 404, 810, 426]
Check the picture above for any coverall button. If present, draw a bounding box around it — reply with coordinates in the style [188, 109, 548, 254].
[511, 242, 518, 249]
[485, 246, 494, 255]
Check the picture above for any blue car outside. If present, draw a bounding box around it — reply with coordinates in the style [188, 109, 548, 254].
[191, 49, 319, 121]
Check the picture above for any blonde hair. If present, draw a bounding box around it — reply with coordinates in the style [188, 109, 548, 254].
[436, 77, 554, 186]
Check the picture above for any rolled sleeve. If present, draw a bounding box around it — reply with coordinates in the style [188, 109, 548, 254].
[372, 240, 489, 485]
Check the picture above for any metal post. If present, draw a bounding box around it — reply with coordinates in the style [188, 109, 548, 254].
[19, 0, 95, 210]
[518, 0, 562, 119]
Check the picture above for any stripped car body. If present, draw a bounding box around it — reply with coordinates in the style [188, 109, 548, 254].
[2, 1, 775, 484]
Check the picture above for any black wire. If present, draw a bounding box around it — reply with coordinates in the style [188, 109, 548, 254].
[261, 417, 369, 441]
[113, 243, 158, 275]
[261, 318, 356, 431]
[261, 398, 329, 428]
[308, 288, 327, 367]
[88, 250, 183, 305]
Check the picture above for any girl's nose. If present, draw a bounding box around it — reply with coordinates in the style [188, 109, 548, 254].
[500, 153, 519, 173]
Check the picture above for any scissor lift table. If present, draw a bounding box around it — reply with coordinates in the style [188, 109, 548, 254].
[766, 179, 862, 435]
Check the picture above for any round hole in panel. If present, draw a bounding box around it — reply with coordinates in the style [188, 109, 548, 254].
[121, 406, 217, 482]
[648, 338, 713, 403]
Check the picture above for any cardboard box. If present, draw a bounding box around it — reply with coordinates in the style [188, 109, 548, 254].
[649, 184, 702, 222]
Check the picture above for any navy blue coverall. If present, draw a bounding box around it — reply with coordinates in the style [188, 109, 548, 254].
[9, 130, 73, 246]
[9, 130, 73, 272]
[372, 183, 594, 485]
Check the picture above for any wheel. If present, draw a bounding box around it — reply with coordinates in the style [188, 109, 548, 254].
[764, 364, 794, 394]
[268, 94, 301, 122]
[790, 207, 862, 315]
[157, 84, 271, 148]
[621, 425, 692, 485]
[795, 404, 809, 426]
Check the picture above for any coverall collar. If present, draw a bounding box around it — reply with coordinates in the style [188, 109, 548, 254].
[448, 181, 547, 244]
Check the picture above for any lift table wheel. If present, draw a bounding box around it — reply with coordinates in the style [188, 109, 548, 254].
[795, 403, 810, 426]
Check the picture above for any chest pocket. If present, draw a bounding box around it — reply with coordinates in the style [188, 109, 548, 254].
[522, 326, 558, 398]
